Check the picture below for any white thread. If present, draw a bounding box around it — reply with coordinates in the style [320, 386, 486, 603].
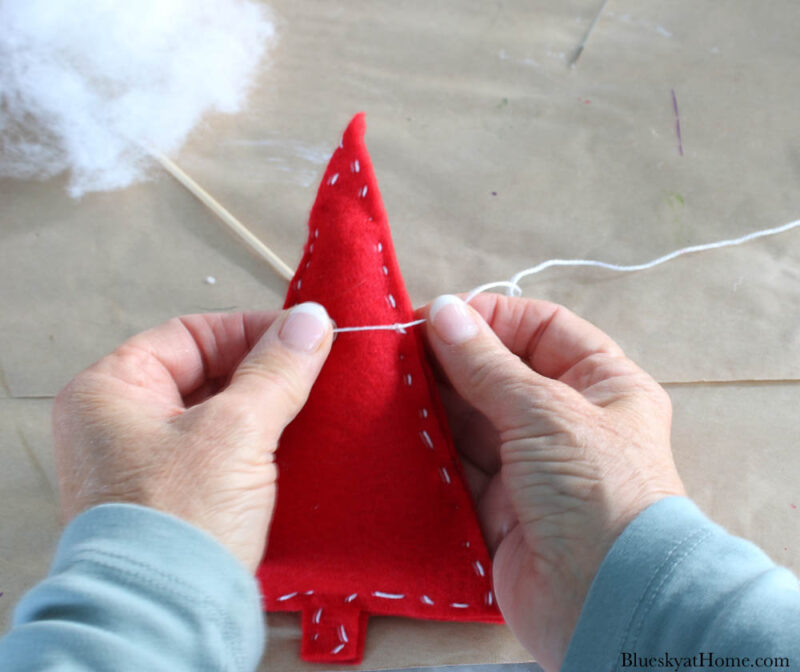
[314, 633, 319, 641]
[421, 595, 435, 605]
[486, 591, 494, 606]
[351, 159, 360, 173]
[420, 408, 429, 419]
[464, 541, 471, 548]
[382, 265, 389, 275]
[373, 591, 404, 599]
[314, 228, 319, 238]
[277, 591, 297, 601]
[327, 173, 339, 185]
[376, 242, 383, 252]
[296, 279, 302, 290]
[440, 467, 451, 484]
[313, 607, 323, 624]
[332, 644, 345, 655]
[506, 218, 800, 296]
[305, 590, 314, 595]
[333, 319, 425, 335]
[386, 294, 397, 309]
[405, 373, 413, 386]
[450, 602, 469, 608]
[420, 429, 434, 449]
[309, 243, 314, 253]
[330, 219, 800, 334]
[473, 560, 485, 577]
[359, 185, 368, 198]
[338, 624, 349, 643]
[345, 593, 358, 603]
[464, 280, 523, 303]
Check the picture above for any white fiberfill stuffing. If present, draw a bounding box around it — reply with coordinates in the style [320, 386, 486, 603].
[0, 0, 275, 196]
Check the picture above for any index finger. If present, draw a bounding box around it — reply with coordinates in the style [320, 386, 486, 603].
[417, 294, 623, 382]
[93, 311, 280, 402]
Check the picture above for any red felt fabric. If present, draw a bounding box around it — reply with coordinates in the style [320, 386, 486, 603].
[257, 113, 503, 664]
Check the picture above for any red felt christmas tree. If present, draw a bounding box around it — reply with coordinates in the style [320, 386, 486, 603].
[257, 113, 503, 664]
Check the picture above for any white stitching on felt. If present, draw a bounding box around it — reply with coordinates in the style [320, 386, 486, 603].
[375, 224, 482, 617]
[378, 229, 465, 619]
[332, 643, 345, 655]
[328, 172, 339, 185]
[420, 430, 434, 450]
[359, 185, 368, 198]
[293, 216, 323, 300]
[351, 159, 360, 173]
[277, 208, 493, 632]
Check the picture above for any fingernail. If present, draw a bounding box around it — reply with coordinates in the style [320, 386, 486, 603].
[279, 302, 330, 352]
[430, 295, 478, 345]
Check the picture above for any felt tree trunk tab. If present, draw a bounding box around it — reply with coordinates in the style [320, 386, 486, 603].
[257, 113, 503, 664]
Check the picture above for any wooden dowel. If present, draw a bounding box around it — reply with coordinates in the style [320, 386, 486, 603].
[569, 0, 610, 68]
[154, 152, 294, 282]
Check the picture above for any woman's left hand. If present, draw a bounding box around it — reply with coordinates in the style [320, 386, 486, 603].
[52, 304, 333, 571]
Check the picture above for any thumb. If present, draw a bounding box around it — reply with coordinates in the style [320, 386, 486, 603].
[222, 302, 333, 434]
[424, 295, 575, 433]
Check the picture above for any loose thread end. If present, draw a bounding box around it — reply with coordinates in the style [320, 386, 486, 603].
[326, 216, 800, 336]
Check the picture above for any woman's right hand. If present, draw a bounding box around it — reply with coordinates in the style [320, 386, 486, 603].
[420, 294, 685, 672]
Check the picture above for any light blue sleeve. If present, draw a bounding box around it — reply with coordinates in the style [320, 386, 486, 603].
[562, 496, 800, 672]
[0, 503, 265, 671]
